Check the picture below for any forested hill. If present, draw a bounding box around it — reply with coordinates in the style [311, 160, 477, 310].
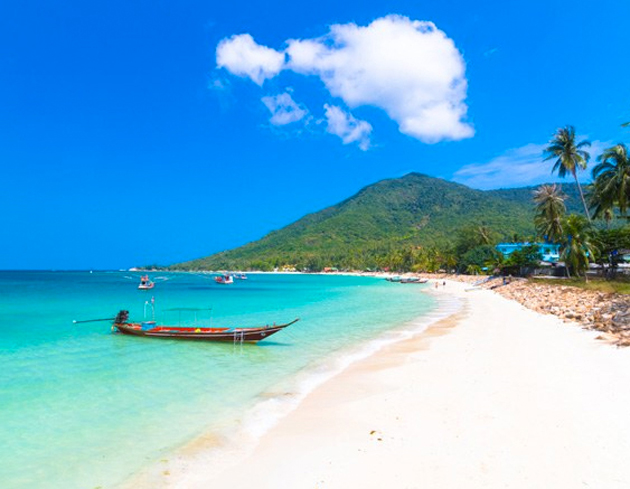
[171, 173, 554, 271]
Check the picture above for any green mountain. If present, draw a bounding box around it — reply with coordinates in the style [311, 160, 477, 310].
[172, 173, 549, 271]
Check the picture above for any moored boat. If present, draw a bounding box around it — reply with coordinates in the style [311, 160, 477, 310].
[138, 275, 155, 290]
[385, 276, 402, 282]
[399, 277, 429, 284]
[214, 274, 234, 284]
[111, 310, 298, 342]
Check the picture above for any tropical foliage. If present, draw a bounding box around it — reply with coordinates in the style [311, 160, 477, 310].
[533, 184, 566, 242]
[590, 144, 630, 218]
[502, 244, 542, 275]
[458, 244, 502, 274]
[544, 126, 591, 220]
[528, 125, 630, 281]
[559, 215, 598, 278]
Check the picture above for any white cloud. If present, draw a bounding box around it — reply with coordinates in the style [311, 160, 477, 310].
[261, 93, 308, 125]
[324, 104, 372, 150]
[216, 15, 473, 144]
[216, 34, 285, 86]
[452, 140, 611, 190]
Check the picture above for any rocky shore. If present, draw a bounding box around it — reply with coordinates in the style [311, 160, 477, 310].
[419, 273, 630, 347]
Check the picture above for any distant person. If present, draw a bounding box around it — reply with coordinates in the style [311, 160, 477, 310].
[435, 281, 439, 289]
[442, 281, 446, 287]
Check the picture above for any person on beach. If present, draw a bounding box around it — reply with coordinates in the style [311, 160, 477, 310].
[435, 281, 439, 289]
[442, 281, 446, 287]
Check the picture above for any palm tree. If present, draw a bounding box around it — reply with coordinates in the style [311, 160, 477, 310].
[544, 126, 591, 221]
[603, 207, 615, 229]
[589, 178, 615, 223]
[475, 225, 497, 246]
[591, 143, 630, 218]
[484, 252, 505, 275]
[533, 184, 566, 242]
[560, 214, 597, 278]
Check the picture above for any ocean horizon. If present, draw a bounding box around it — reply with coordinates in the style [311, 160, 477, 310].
[0, 271, 457, 488]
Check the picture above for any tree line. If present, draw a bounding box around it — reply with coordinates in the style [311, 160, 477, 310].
[531, 124, 630, 278]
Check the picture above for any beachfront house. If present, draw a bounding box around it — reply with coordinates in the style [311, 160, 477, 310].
[496, 242, 561, 263]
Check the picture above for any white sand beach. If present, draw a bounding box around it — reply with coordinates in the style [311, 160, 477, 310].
[150, 280, 630, 488]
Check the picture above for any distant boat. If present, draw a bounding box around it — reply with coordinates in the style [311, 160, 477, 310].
[385, 276, 402, 282]
[234, 273, 248, 280]
[399, 277, 428, 284]
[214, 274, 234, 284]
[138, 275, 155, 290]
[111, 310, 298, 343]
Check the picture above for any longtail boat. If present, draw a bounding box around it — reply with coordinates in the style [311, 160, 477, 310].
[111, 310, 298, 342]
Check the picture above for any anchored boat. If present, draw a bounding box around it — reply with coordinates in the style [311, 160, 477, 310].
[111, 310, 298, 342]
[214, 274, 234, 284]
[138, 275, 155, 290]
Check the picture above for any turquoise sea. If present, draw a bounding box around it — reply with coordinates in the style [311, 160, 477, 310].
[0, 271, 445, 488]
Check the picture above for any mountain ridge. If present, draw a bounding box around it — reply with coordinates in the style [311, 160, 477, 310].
[170, 173, 582, 271]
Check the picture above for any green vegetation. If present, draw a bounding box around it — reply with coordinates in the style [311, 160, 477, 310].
[171, 173, 537, 272]
[544, 125, 592, 220]
[533, 184, 566, 242]
[591, 144, 630, 218]
[531, 276, 630, 295]
[560, 215, 597, 278]
[531, 125, 630, 280]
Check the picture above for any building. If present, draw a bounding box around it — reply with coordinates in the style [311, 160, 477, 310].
[496, 242, 561, 263]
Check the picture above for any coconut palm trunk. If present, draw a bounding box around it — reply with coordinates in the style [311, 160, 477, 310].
[572, 168, 591, 221]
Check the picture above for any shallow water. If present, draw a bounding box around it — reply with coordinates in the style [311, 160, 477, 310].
[0, 271, 437, 488]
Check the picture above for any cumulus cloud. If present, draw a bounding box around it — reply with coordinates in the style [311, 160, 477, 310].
[452, 140, 610, 190]
[261, 92, 308, 125]
[324, 104, 372, 150]
[216, 34, 285, 86]
[286, 15, 472, 143]
[216, 15, 473, 145]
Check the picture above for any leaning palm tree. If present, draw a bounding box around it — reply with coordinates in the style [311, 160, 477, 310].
[544, 126, 591, 221]
[533, 184, 566, 242]
[560, 214, 597, 278]
[591, 143, 630, 218]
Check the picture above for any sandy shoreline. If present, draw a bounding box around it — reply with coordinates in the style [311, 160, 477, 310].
[131, 280, 630, 488]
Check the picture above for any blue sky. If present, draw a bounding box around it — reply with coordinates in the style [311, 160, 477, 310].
[1, 0, 629, 269]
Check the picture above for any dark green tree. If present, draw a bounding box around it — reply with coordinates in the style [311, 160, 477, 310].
[591, 144, 630, 218]
[459, 245, 502, 274]
[533, 184, 566, 242]
[503, 244, 541, 276]
[560, 214, 597, 278]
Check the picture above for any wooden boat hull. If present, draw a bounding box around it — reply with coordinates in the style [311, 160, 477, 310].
[113, 319, 298, 342]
